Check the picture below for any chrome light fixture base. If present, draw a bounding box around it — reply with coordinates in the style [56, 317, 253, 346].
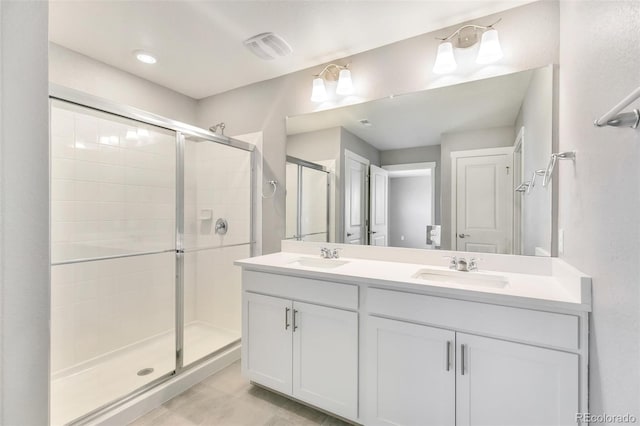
[310, 63, 354, 102]
[433, 18, 503, 74]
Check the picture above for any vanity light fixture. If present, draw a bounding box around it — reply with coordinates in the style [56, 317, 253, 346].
[134, 50, 157, 64]
[433, 19, 503, 74]
[310, 64, 354, 102]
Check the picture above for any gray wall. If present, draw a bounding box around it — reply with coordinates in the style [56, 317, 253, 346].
[196, 1, 559, 253]
[341, 127, 380, 167]
[381, 145, 441, 224]
[389, 175, 433, 249]
[0, 1, 50, 424]
[440, 126, 515, 249]
[49, 43, 198, 125]
[515, 65, 554, 256]
[558, 1, 639, 418]
[287, 127, 342, 163]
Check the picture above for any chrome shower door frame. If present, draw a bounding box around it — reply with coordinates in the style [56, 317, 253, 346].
[285, 155, 330, 242]
[49, 85, 255, 425]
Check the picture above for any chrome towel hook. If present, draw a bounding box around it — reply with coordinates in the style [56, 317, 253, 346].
[542, 151, 576, 188]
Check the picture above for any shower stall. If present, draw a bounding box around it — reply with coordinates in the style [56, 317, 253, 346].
[49, 87, 254, 425]
[285, 156, 330, 243]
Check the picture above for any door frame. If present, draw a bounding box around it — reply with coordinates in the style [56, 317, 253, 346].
[343, 149, 370, 244]
[512, 127, 525, 255]
[450, 146, 514, 251]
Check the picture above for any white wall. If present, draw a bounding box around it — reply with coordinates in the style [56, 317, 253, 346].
[515, 65, 554, 256]
[0, 1, 50, 425]
[389, 175, 433, 249]
[49, 43, 198, 125]
[196, 0, 559, 253]
[558, 1, 640, 418]
[440, 126, 516, 249]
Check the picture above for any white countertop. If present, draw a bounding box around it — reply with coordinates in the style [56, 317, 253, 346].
[236, 250, 592, 313]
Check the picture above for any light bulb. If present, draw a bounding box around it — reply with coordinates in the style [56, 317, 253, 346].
[336, 69, 354, 95]
[476, 28, 503, 64]
[134, 50, 157, 64]
[433, 41, 457, 74]
[310, 77, 328, 102]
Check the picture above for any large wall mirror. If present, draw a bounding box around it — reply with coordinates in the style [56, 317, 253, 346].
[286, 65, 556, 257]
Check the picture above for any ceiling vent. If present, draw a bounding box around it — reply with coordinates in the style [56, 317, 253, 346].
[243, 32, 292, 61]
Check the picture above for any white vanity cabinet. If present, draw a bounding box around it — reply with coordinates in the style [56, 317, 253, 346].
[365, 316, 456, 426]
[365, 287, 582, 426]
[239, 255, 589, 426]
[242, 271, 359, 420]
[456, 333, 578, 426]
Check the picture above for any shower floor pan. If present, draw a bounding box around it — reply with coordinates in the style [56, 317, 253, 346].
[50, 321, 239, 425]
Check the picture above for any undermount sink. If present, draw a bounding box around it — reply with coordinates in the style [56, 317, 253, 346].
[288, 257, 350, 269]
[412, 268, 508, 288]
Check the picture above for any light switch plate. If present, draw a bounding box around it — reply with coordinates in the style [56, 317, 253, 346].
[558, 229, 564, 254]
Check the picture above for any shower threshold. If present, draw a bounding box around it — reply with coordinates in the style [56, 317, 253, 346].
[50, 321, 239, 426]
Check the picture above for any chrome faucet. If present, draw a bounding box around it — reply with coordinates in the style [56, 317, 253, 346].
[446, 256, 479, 272]
[320, 247, 342, 259]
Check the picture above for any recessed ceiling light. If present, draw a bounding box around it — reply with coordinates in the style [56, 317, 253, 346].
[134, 50, 157, 64]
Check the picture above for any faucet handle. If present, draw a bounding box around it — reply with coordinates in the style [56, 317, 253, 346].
[331, 248, 342, 259]
[320, 247, 330, 258]
[468, 257, 482, 271]
[443, 255, 457, 270]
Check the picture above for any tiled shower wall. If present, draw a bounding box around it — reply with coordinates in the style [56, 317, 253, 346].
[50, 101, 177, 373]
[183, 139, 252, 334]
[51, 101, 252, 374]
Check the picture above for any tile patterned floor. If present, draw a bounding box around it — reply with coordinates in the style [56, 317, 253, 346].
[129, 361, 352, 426]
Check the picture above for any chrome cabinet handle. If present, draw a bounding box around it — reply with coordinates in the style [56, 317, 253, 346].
[445, 341, 452, 371]
[461, 344, 467, 375]
[284, 307, 290, 330]
[458, 233, 471, 238]
[293, 309, 299, 331]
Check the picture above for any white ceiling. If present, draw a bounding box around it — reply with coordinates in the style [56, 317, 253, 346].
[49, 1, 532, 99]
[286, 69, 534, 150]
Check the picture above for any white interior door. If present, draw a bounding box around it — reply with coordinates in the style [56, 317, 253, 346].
[456, 333, 579, 426]
[368, 165, 389, 246]
[344, 150, 369, 244]
[452, 148, 513, 254]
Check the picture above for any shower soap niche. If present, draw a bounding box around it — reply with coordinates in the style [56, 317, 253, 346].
[199, 209, 213, 220]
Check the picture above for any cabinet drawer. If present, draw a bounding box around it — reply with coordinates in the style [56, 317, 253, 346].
[243, 270, 358, 310]
[368, 287, 579, 351]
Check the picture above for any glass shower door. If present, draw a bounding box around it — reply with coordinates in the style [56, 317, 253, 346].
[301, 166, 329, 242]
[181, 135, 252, 367]
[50, 100, 177, 424]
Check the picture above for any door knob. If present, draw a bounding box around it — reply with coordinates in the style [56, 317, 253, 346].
[369, 231, 377, 235]
[347, 232, 353, 237]
[458, 233, 471, 238]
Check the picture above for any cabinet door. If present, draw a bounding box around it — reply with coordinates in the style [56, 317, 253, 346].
[292, 301, 358, 420]
[365, 316, 455, 426]
[456, 333, 578, 426]
[243, 292, 293, 394]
